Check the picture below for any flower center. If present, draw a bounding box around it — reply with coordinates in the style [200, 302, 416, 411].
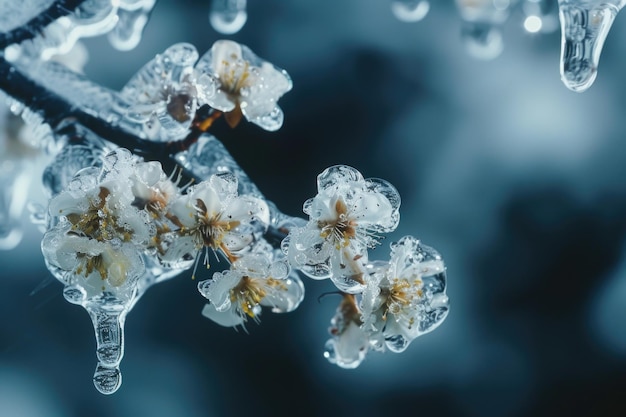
[66, 187, 132, 243]
[220, 58, 252, 96]
[191, 198, 241, 250]
[318, 199, 357, 248]
[75, 253, 107, 280]
[230, 276, 286, 318]
[382, 278, 424, 321]
[166, 92, 194, 122]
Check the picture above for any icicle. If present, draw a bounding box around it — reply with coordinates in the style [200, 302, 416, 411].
[108, 0, 157, 51]
[558, 0, 625, 92]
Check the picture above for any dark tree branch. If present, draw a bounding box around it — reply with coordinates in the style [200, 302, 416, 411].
[0, 0, 88, 50]
[0, 55, 194, 177]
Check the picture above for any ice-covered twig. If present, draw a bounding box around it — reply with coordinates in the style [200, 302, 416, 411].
[0, 0, 87, 50]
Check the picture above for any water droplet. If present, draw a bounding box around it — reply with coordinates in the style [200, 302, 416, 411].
[163, 43, 199, 68]
[385, 333, 410, 353]
[63, 285, 87, 305]
[558, 2, 621, 92]
[210, 0, 248, 34]
[93, 364, 121, 395]
[108, 8, 149, 51]
[391, 0, 430, 22]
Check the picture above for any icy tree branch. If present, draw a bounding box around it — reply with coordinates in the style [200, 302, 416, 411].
[0, 0, 87, 49]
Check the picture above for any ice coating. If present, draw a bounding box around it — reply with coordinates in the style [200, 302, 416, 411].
[323, 294, 370, 369]
[209, 0, 247, 35]
[174, 134, 264, 198]
[108, 0, 156, 51]
[0, 0, 55, 32]
[41, 148, 182, 394]
[119, 43, 203, 139]
[360, 236, 450, 353]
[14, 0, 120, 61]
[558, 0, 625, 92]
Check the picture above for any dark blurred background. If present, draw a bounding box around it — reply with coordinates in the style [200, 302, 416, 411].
[3, 1, 626, 416]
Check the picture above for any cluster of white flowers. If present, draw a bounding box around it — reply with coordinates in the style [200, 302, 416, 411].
[42, 146, 304, 325]
[42, 149, 158, 304]
[120, 39, 292, 139]
[282, 165, 449, 368]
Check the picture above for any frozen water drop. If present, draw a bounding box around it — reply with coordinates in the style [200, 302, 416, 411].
[197, 279, 212, 298]
[108, 8, 149, 51]
[247, 106, 284, 132]
[385, 333, 410, 353]
[210, 0, 247, 34]
[558, 1, 623, 92]
[461, 23, 504, 60]
[391, 0, 430, 22]
[63, 285, 87, 305]
[93, 364, 121, 395]
[323, 339, 338, 361]
[163, 43, 199, 68]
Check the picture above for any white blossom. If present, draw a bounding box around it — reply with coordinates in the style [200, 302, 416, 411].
[195, 39, 292, 131]
[120, 43, 215, 138]
[41, 149, 158, 298]
[198, 252, 304, 327]
[282, 165, 400, 293]
[360, 236, 449, 353]
[323, 294, 370, 369]
[159, 172, 270, 267]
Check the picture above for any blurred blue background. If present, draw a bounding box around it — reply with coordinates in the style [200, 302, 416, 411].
[3, 0, 626, 416]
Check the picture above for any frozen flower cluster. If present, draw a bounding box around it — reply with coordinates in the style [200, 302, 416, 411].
[42, 149, 157, 304]
[120, 39, 292, 139]
[41, 147, 274, 302]
[283, 165, 449, 368]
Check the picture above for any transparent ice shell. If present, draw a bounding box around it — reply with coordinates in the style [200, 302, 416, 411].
[195, 40, 292, 131]
[119, 43, 204, 139]
[324, 295, 369, 369]
[198, 253, 304, 327]
[0, 0, 55, 33]
[360, 236, 450, 353]
[108, 0, 156, 51]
